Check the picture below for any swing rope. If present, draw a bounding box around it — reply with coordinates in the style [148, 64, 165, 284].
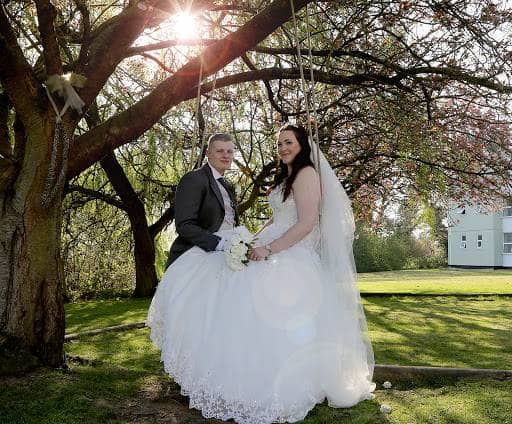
[289, 0, 323, 194]
[189, 49, 219, 171]
[189, 54, 205, 171]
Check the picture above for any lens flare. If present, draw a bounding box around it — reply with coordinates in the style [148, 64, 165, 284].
[173, 12, 199, 39]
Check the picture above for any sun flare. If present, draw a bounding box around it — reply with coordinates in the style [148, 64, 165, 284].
[173, 12, 199, 40]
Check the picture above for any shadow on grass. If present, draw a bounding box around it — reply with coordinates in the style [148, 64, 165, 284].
[71, 331, 390, 423]
[115, 378, 389, 424]
[363, 296, 512, 370]
[1, 330, 163, 423]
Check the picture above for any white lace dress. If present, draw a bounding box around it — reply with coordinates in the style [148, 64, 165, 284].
[147, 187, 375, 424]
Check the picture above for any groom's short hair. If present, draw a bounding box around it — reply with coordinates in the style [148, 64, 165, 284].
[208, 133, 234, 148]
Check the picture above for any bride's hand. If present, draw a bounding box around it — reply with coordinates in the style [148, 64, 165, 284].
[249, 246, 270, 261]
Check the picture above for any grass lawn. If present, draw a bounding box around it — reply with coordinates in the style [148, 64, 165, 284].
[3, 270, 511, 423]
[357, 268, 512, 294]
[365, 296, 512, 369]
[65, 268, 512, 334]
[65, 295, 512, 370]
[66, 298, 151, 334]
[2, 327, 511, 424]
[378, 379, 512, 424]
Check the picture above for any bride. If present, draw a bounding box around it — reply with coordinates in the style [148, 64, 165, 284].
[147, 124, 375, 423]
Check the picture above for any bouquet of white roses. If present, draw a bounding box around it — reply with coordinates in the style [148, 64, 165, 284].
[225, 226, 255, 271]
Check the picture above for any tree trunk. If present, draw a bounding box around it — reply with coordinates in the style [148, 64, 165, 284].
[100, 153, 157, 297]
[0, 120, 65, 372]
[131, 216, 158, 298]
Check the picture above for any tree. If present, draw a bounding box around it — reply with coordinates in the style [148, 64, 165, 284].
[1, 0, 511, 370]
[0, 0, 314, 369]
[86, 105, 175, 297]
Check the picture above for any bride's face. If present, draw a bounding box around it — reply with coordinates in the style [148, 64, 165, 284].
[277, 130, 302, 165]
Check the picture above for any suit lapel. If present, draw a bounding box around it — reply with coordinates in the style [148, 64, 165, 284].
[203, 164, 225, 210]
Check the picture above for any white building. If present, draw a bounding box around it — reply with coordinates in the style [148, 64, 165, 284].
[447, 203, 512, 268]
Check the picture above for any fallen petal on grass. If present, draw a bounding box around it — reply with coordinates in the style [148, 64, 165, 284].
[380, 404, 393, 414]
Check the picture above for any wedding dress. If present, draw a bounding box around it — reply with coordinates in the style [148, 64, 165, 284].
[147, 171, 375, 423]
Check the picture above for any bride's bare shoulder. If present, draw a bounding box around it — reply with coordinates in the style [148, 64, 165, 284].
[293, 166, 320, 187]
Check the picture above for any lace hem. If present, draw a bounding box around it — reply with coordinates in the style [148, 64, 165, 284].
[148, 331, 324, 424]
[147, 307, 374, 424]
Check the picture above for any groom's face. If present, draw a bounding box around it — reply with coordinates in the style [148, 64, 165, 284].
[207, 139, 235, 175]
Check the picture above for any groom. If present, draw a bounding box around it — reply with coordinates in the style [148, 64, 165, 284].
[166, 133, 239, 268]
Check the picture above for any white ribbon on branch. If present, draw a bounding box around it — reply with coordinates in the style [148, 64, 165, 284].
[40, 73, 86, 208]
[44, 73, 86, 121]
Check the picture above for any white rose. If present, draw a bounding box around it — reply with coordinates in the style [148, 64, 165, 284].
[383, 381, 392, 389]
[230, 235, 242, 245]
[226, 255, 244, 271]
[230, 244, 248, 256]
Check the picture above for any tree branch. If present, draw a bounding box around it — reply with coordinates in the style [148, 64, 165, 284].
[74, 0, 91, 71]
[140, 53, 174, 73]
[66, 184, 126, 210]
[34, 0, 63, 76]
[78, 3, 163, 106]
[373, 153, 503, 177]
[78, 0, 214, 105]
[238, 161, 275, 215]
[199, 67, 414, 93]
[149, 202, 175, 239]
[405, 66, 512, 94]
[0, 5, 42, 124]
[126, 41, 512, 94]
[100, 152, 145, 217]
[255, 46, 512, 93]
[240, 53, 289, 118]
[206, 4, 258, 13]
[125, 39, 218, 56]
[255, 46, 512, 94]
[68, 0, 315, 179]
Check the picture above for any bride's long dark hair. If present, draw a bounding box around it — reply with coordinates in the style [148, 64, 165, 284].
[272, 124, 315, 201]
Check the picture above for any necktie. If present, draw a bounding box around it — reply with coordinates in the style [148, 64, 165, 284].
[218, 177, 236, 211]
[217, 177, 230, 192]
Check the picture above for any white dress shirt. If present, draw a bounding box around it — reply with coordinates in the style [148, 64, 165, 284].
[208, 163, 235, 250]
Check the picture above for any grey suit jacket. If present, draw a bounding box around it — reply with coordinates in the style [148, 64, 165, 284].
[166, 164, 239, 267]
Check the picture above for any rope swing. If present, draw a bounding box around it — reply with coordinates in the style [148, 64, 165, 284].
[289, 0, 323, 193]
[189, 52, 218, 171]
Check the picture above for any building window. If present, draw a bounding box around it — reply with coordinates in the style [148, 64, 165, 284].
[504, 233, 512, 253]
[460, 234, 467, 249]
[505, 204, 512, 217]
[477, 234, 483, 249]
